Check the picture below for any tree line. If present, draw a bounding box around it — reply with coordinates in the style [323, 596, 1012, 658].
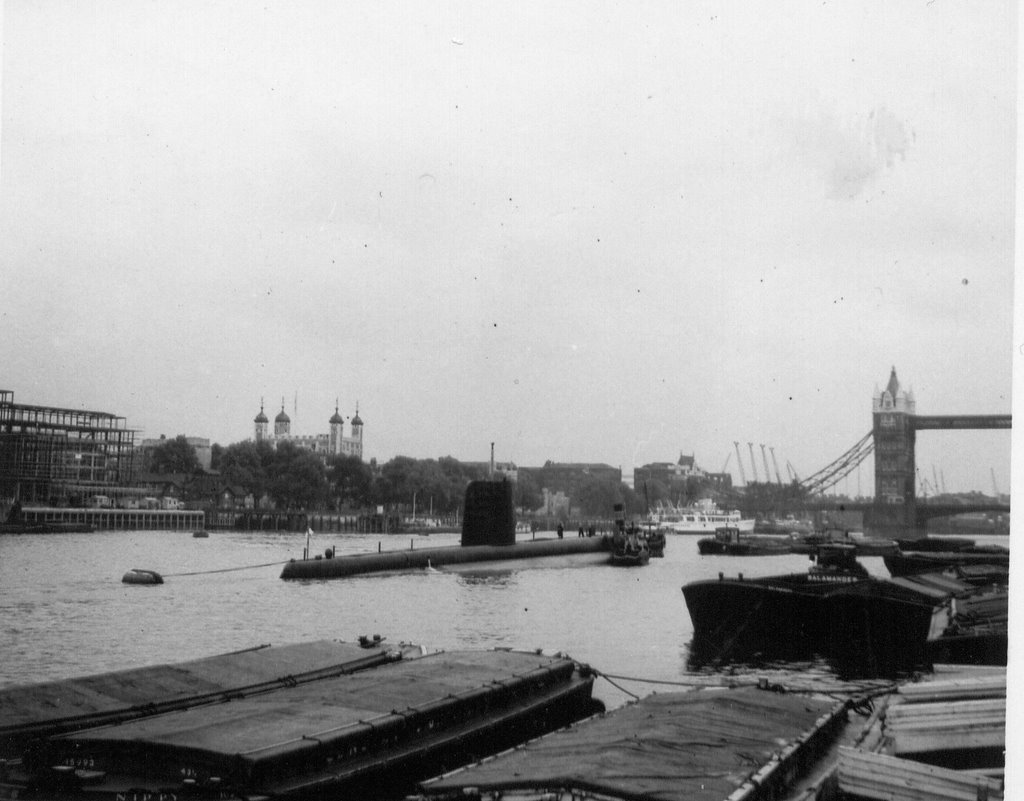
[144, 435, 790, 517]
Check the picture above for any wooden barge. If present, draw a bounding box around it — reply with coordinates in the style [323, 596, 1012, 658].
[0, 644, 600, 801]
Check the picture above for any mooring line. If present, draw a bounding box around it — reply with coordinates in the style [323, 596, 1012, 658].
[593, 668, 898, 698]
[163, 560, 291, 578]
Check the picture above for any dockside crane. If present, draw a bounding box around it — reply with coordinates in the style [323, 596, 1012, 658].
[932, 465, 941, 497]
[786, 460, 800, 483]
[992, 467, 1001, 498]
[769, 447, 783, 485]
[733, 442, 747, 486]
[721, 451, 731, 474]
[747, 442, 760, 483]
[759, 444, 772, 488]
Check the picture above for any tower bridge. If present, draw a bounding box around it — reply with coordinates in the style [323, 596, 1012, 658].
[868, 367, 1009, 534]
[782, 368, 1011, 534]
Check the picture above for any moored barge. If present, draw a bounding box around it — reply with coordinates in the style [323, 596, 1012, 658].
[0, 645, 600, 801]
[416, 687, 848, 801]
[682, 545, 1001, 669]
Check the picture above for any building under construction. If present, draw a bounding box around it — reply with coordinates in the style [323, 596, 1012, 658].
[0, 390, 136, 505]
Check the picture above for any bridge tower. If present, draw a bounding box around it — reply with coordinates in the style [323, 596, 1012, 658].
[872, 366, 917, 533]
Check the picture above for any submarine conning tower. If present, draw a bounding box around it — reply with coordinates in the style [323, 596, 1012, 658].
[461, 480, 516, 547]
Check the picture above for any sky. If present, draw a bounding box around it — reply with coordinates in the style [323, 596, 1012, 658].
[0, 1, 1016, 494]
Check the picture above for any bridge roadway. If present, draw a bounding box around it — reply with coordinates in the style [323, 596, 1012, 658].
[803, 498, 1009, 530]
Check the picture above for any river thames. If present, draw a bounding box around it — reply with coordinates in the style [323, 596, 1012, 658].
[0, 528, 996, 709]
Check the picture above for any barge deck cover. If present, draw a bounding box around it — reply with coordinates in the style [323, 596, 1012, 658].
[0, 640, 393, 756]
[419, 687, 845, 801]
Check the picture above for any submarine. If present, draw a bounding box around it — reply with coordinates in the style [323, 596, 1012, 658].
[281, 479, 610, 580]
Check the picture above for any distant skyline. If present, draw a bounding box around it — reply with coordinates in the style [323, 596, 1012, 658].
[0, 1, 1015, 495]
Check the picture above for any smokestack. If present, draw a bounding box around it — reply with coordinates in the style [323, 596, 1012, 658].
[489, 442, 495, 477]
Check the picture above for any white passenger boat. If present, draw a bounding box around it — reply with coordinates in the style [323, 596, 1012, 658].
[649, 498, 754, 534]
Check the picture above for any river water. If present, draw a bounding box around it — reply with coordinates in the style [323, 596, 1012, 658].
[0, 528, 999, 709]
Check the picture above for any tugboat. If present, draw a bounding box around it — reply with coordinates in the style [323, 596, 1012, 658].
[608, 504, 649, 567]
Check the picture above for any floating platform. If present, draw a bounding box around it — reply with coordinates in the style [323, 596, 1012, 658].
[280, 536, 610, 580]
[1, 646, 599, 801]
[417, 687, 847, 801]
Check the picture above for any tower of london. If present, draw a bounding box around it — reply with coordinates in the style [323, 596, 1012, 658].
[253, 399, 363, 459]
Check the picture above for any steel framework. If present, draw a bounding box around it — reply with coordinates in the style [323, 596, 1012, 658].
[0, 390, 136, 503]
[799, 431, 874, 495]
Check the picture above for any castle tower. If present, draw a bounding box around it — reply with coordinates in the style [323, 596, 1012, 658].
[328, 400, 344, 455]
[274, 398, 291, 438]
[254, 399, 269, 442]
[351, 404, 363, 458]
[872, 366, 917, 533]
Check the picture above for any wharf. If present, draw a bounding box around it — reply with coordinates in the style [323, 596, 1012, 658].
[280, 535, 610, 579]
[5, 506, 204, 532]
[0, 645, 599, 801]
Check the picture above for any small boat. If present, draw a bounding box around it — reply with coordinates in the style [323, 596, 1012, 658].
[644, 526, 666, 557]
[609, 523, 650, 567]
[697, 526, 793, 556]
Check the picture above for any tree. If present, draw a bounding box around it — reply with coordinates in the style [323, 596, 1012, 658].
[326, 454, 373, 509]
[217, 440, 275, 499]
[574, 476, 626, 517]
[267, 442, 327, 510]
[513, 470, 543, 513]
[150, 435, 201, 474]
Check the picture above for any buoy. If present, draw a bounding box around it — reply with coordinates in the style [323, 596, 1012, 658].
[192, 530, 209, 538]
[122, 568, 164, 585]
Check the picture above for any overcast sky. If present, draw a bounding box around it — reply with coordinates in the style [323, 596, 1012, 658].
[0, 1, 1015, 493]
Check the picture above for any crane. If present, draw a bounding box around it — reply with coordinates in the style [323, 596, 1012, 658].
[769, 447, 783, 485]
[932, 465, 941, 497]
[747, 443, 760, 483]
[720, 451, 731, 474]
[991, 468, 1001, 498]
[759, 444, 772, 488]
[786, 460, 800, 483]
[733, 442, 747, 486]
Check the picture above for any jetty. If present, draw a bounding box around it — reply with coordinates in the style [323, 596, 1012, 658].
[0, 642, 600, 801]
[2, 506, 204, 532]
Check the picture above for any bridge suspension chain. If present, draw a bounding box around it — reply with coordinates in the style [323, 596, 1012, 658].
[800, 431, 874, 495]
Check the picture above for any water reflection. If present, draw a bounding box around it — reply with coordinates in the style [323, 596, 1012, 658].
[456, 570, 516, 587]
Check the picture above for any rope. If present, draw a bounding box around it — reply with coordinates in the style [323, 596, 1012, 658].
[592, 668, 899, 698]
[163, 560, 291, 578]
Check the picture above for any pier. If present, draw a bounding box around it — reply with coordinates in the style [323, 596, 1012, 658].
[11, 506, 204, 532]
